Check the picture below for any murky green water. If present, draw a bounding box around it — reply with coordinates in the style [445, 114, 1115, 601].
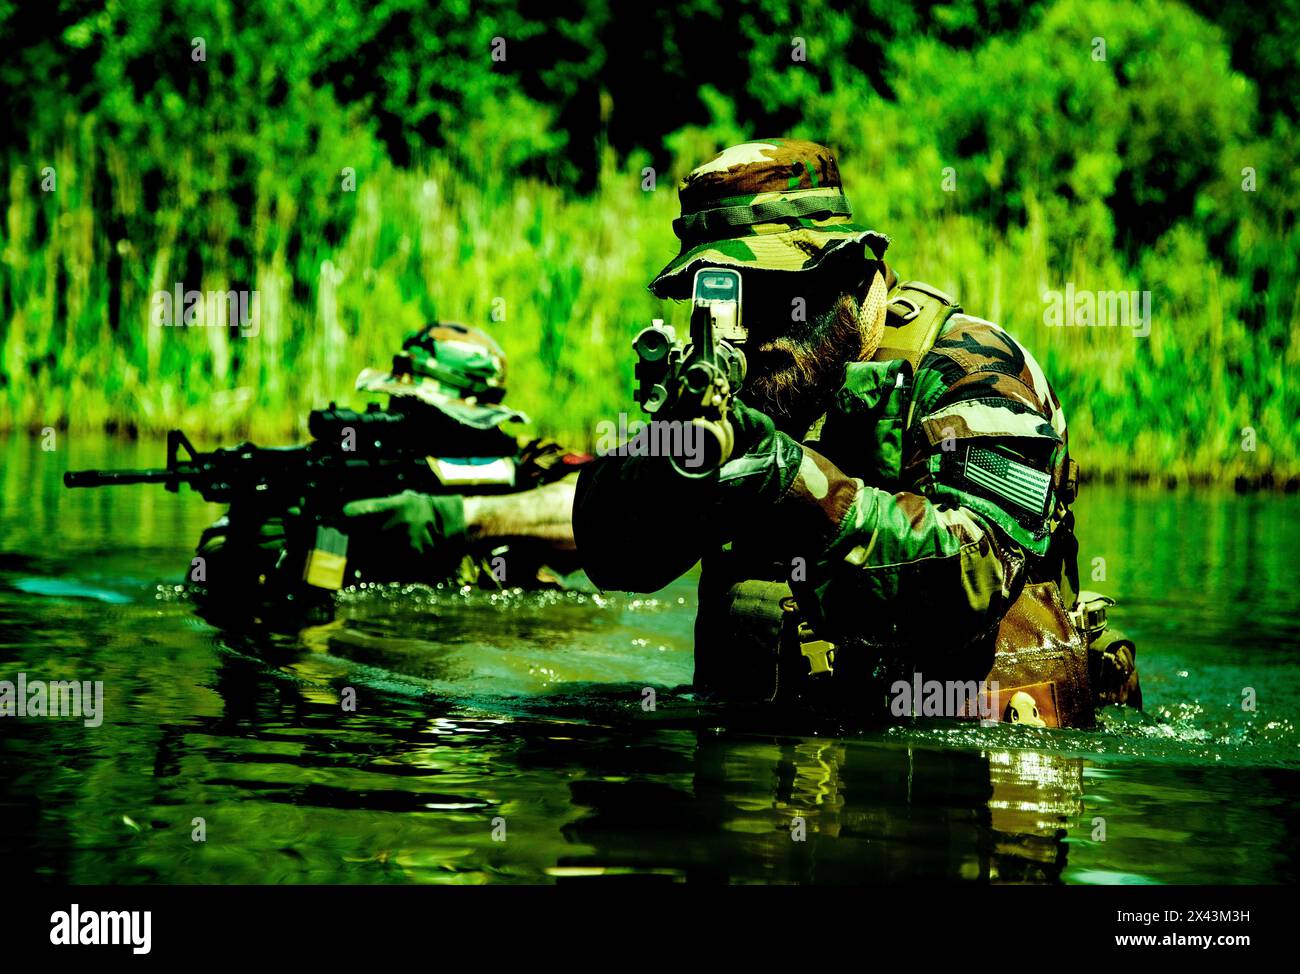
[2, 434, 1298, 884]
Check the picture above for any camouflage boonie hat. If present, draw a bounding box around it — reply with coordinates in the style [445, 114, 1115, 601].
[355, 323, 530, 430]
[649, 139, 890, 299]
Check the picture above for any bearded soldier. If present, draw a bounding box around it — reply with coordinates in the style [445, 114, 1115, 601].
[192, 323, 589, 624]
[573, 140, 1140, 725]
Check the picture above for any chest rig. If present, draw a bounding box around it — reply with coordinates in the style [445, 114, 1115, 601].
[694, 281, 1110, 728]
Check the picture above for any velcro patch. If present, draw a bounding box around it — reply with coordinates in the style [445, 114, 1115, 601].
[427, 456, 516, 487]
[303, 526, 348, 591]
[962, 446, 1051, 517]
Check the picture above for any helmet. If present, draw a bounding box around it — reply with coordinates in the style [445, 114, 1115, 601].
[355, 323, 529, 430]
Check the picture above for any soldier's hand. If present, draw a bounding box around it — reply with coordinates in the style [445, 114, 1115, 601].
[339, 490, 468, 581]
[715, 397, 804, 508]
[726, 395, 779, 455]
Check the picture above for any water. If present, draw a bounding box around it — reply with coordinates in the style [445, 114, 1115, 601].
[1, 434, 1297, 884]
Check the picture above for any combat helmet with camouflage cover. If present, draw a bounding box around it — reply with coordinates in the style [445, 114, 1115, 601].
[650, 138, 890, 300]
[355, 323, 529, 430]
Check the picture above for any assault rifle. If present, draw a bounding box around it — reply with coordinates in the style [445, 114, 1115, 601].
[63, 403, 520, 591]
[632, 267, 747, 478]
[63, 402, 520, 506]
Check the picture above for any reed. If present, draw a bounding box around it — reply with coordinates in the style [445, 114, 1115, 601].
[1, 143, 1295, 484]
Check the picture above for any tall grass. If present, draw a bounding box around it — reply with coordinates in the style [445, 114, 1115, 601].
[1, 137, 1295, 484]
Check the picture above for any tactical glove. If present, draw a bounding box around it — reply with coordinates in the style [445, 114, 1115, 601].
[338, 490, 469, 583]
[715, 397, 805, 511]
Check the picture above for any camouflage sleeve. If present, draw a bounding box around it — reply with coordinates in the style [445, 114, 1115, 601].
[574, 453, 718, 592]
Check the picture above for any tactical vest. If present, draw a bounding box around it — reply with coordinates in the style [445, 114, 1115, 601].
[694, 281, 1137, 728]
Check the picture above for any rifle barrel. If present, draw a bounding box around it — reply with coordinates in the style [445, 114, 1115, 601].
[63, 468, 177, 488]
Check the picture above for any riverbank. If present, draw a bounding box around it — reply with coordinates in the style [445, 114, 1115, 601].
[3, 154, 1295, 486]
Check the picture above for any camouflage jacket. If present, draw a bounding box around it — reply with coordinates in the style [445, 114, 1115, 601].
[784, 305, 1076, 655]
[576, 289, 1078, 663]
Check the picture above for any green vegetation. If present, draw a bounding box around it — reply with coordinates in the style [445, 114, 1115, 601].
[1, 0, 1296, 483]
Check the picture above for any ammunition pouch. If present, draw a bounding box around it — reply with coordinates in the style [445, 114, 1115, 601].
[693, 576, 793, 704]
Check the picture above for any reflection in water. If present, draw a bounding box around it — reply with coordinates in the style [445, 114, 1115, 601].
[556, 736, 1084, 884]
[1, 434, 1299, 884]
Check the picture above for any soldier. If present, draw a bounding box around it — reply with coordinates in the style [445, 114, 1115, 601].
[573, 139, 1140, 726]
[191, 322, 589, 625]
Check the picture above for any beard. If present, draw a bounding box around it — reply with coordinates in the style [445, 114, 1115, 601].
[744, 290, 865, 426]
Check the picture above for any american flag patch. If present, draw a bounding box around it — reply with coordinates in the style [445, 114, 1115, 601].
[963, 447, 1051, 515]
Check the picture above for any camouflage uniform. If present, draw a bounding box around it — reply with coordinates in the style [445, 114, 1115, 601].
[192, 323, 589, 624]
[575, 140, 1138, 725]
